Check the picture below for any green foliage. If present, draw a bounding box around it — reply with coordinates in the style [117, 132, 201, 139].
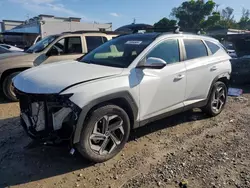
[216, 7, 239, 29]
[154, 17, 177, 31]
[201, 11, 221, 29]
[154, 0, 250, 32]
[170, 0, 216, 30]
[238, 8, 250, 30]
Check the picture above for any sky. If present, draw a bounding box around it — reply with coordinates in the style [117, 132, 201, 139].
[0, 0, 249, 30]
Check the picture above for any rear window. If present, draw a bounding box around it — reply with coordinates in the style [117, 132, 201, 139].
[86, 36, 108, 52]
[205, 41, 220, 54]
[184, 39, 208, 60]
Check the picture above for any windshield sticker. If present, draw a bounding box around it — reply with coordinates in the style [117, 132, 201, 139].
[125, 41, 142, 45]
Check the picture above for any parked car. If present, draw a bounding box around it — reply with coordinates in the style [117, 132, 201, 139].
[13, 32, 231, 162]
[0, 44, 24, 52]
[0, 46, 12, 54]
[0, 31, 118, 101]
[226, 34, 250, 85]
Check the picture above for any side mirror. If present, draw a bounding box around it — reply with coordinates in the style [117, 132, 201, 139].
[47, 47, 59, 56]
[137, 57, 167, 69]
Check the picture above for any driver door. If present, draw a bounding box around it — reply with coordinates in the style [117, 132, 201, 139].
[138, 38, 186, 121]
[43, 36, 84, 64]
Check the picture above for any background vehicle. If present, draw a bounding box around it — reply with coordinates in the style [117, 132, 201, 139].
[14, 32, 231, 163]
[0, 31, 118, 101]
[0, 44, 24, 52]
[0, 46, 12, 54]
[223, 34, 250, 85]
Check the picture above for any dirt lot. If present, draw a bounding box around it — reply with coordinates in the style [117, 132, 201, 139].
[0, 86, 250, 188]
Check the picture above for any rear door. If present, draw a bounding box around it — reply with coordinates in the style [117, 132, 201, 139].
[182, 38, 210, 106]
[204, 40, 231, 89]
[43, 36, 84, 64]
[85, 36, 108, 52]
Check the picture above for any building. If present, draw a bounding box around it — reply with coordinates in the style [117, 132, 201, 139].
[0, 20, 24, 32]
[1, 14, 112, 48]
[207, 28, 250, 36]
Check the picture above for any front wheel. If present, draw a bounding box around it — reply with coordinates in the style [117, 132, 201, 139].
[2, 72, 20, 102]
[76, 105, 130, 163]
[203, 81, 228, 117]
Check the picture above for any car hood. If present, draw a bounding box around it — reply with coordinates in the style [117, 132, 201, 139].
[0, 52, 27, 60]
[13, 60, 124, 94]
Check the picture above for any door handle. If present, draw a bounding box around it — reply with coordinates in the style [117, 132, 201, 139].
[210, 66, 217, 71]
[174, 74, 185, 81]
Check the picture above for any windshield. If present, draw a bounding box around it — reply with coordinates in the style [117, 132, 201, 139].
[26, 35, 59, 53]
[80, 34, 155, 68]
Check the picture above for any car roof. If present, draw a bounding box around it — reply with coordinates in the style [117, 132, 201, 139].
[115, 32, 161, 40]
[116, 32, 218, 43]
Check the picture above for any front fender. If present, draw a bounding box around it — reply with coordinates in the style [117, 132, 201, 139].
[72, 91, 138, 144]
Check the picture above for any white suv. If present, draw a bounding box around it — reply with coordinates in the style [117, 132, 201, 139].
[13, 32, 231, 162]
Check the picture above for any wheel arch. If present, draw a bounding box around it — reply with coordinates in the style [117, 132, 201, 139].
[73, 91, 139, 144]
[0, 67, 31, 86]
[206, 73, 230, 101]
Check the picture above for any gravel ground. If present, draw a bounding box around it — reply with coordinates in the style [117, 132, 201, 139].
[0, 86, 250, 188]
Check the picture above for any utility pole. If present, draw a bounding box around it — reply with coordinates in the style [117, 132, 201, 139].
[133, 18, 136, 24]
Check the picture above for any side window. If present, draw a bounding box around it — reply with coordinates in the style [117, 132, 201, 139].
[205, 40, 220, 54]
[147, 39, 180, 64]
[67, 37, 82, 54]
[184, 39, 208, 60]
[50, 37, 82, 55]
[53, 38, 65, 55]
[86, 36, 108, 52]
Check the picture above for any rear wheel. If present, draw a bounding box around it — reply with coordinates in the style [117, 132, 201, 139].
[2, 72, 20, 102]
[203, 81, 227, 116]
[76, 105, 130, 163]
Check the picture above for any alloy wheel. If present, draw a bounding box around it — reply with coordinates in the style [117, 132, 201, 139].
[212, 86, 226, 113]
[89, 115, 125, 155]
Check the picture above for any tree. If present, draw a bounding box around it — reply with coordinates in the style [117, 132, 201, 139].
[221, 7, 234, 21]
[154, 18, 177, 31]
[219, 7, 238, 28]
[171, 0, 216, 30]
[201, 11, 221, 29]
[238, 8, 250, 30]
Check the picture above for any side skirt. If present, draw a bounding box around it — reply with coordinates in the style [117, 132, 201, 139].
[137, 99, 207, 128]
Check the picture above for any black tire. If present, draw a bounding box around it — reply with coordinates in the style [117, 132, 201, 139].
[76, 104, 130, 163]
[2, 72, 20, 102]
[203, 81, 227, 117]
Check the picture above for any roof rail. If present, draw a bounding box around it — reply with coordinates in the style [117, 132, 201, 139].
[62, 30, 129, 35]
[129, 26, 202, 35]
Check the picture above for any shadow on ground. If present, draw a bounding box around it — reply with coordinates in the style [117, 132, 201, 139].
[0, 109, 207, 187]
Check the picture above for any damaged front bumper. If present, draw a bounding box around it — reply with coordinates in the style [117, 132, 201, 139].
[15, 89, 81, 142]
